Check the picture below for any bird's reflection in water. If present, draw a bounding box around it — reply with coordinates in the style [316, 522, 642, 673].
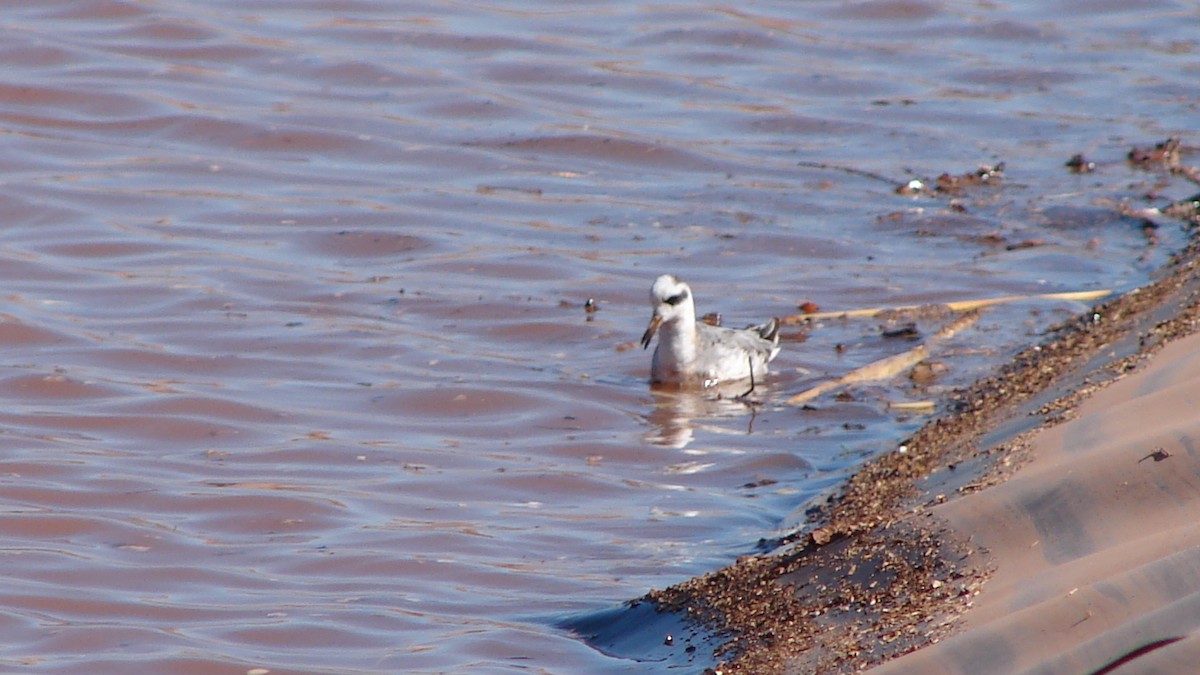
[643, 380, 772, 449]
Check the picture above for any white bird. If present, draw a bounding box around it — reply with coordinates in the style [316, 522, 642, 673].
[640, 274, 781, 387]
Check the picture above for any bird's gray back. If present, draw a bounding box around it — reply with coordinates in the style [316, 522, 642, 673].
[693, 321, 780, 381]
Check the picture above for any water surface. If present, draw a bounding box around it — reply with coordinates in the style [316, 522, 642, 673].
[1, 0, 1197, 672]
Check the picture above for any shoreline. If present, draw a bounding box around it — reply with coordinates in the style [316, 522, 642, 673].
[646, 232, 1200, 672]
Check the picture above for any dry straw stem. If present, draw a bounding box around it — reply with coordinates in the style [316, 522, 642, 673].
[779, 289, 1113, 323]
[786, 311, 983, 405]
[783, 289, 1112, 406]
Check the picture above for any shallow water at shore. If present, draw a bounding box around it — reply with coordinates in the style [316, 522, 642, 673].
[1, 0, 1197, 671]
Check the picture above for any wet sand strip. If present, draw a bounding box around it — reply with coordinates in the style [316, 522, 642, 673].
[646, 232, 1200, 673]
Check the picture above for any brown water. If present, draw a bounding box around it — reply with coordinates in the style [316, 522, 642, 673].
[1, 0, 1197, 672]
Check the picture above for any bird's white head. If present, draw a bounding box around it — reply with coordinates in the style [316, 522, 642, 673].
[641, 274, 694, 349]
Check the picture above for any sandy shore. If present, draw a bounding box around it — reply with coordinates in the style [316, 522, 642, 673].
[648, 234, 1200, 672]
[872, 322, 1200, 674]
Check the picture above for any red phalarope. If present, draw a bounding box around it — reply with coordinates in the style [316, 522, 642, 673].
[640, 274, 781, 387]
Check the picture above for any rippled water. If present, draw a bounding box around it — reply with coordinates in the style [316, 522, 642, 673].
[1, 0, 1197, 672]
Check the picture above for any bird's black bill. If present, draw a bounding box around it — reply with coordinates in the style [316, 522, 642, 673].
[640, 314, 662, 349]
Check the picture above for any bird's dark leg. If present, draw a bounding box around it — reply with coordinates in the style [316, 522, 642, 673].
[739, 356, 756, 399]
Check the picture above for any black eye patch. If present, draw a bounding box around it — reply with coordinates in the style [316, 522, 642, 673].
[664, 290, 689, 306]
